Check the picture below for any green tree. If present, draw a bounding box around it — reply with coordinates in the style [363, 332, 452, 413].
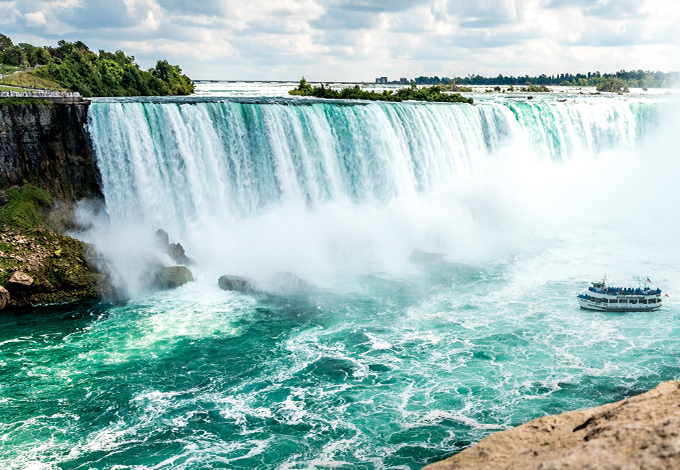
[2, 45, 26, 65]
[0, 33, 12, 51]
[10, 38, 194, 97]
[31, 47, 51, 66]
[596, 77, 629, 93]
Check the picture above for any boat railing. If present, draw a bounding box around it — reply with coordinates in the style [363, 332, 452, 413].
[587, 286, 661, 296]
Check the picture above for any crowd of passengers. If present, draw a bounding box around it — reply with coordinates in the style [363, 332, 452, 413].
[588, 286, 661, 295]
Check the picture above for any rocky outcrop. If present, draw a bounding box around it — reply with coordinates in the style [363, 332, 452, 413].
[154, 229, 169, 247]
[218, 275, 257, 293]
[0, 285, 9, 309]
[154, 228, 194, 266]
[409, 249, 445, 264]
[153, 266, 193, 289]
[0, 101, 102, 200]
[423, 381, 680, 470]
[269, 271, 308, 294]
[7, 270, 33, 290]
[167, 242, 193, 266]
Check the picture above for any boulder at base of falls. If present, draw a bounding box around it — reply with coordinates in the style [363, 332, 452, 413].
[154, 229, 194, 266]
[154, 229, 169, 247]
[408, 249, 445, 264]
[421, 380, 680, 470]
[6, 271, 35, 292]
[269, 271, 308, 294]
[153, 266, 194, 289]
[218, 275, 257, 293]
[0, 286, 10, 310]
[167, 243, 194, 266]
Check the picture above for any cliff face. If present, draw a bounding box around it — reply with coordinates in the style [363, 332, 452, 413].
[423, 381, 680, 470]
[0, 101, 102, 200]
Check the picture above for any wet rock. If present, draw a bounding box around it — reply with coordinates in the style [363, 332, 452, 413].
[408, 249, 445, 264]
[34, 276, 55, 293]
[218, 275, 257, 293]
[154, 229, 194, 266]
[422, 380, 680, 470]
[155, 229, 169, 247]
[269, 271, 308, 293]
[167, 242, 194, 266]
[154, 266, 194, 289]
[0, 286, 9, 309]
[7, 271, 34, 292]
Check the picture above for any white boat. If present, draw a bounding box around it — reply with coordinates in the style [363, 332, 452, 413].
[578, 277, 664, 312]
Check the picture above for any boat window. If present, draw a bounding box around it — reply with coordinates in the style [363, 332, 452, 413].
[620, 299, 628, 303]
[641, 299, 647, 304]
[630, 300, 637, 304]
[609, 299, 618, 303]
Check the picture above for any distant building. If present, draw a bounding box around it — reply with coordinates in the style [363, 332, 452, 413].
[375, 77, 388, 84]
[400, 78, 408, 84]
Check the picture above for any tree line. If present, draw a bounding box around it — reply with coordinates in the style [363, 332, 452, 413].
[0, 33, 194, 97]
[406, 70, 678, 89]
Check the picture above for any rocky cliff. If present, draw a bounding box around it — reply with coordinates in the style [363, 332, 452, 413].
[423, 381, 680, 470]
[0, 101, 106, 307]
[0, 100, 102, 200]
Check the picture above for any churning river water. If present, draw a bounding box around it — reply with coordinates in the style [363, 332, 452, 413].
[1, 83, 680, 469]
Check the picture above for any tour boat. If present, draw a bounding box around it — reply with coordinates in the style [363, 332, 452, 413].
[577, 277, 664, 312]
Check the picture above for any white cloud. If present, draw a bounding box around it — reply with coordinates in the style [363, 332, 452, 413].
[24, 10, 47, 27]
[1, 0, 678, 80]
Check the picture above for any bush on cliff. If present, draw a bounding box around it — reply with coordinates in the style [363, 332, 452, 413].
[0, 185, 53, 230]
[289, 78, 473, 104]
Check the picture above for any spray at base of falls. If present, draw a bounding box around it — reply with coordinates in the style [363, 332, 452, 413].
[83, 96, 664, 296]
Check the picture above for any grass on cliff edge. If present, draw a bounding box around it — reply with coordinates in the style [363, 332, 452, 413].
[0, 185, 53, 231]
[0, 71, 65, 91]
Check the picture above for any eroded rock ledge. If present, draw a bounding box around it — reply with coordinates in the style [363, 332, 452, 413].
[423, 381, 680, 470]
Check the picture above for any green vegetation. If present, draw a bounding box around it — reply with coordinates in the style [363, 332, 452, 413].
[0, 33, 194, 97]
[0, 185, 53, 230]
[289, 78, 473, 104]
[0, 64, 21, 75]
[523, 82, 552, 92]
[0, 184, 98, 301]
[0, 85, 31, 93]
[0, 71, 65, 90]
[595, 77, 629, 93]
[406, 70, 678, 89]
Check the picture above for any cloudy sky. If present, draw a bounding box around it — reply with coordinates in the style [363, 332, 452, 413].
[1, 0, 679, 81]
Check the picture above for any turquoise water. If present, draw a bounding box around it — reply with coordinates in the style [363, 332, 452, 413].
[1, 93, 680, 469]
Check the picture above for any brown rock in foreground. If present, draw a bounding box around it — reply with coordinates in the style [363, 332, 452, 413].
[423, 381, 680, 470]
[7, 270, 34, 289]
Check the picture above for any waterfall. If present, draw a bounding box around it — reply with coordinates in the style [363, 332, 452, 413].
[88, 98, 655, 232]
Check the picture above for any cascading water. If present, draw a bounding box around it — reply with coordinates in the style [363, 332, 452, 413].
[88, 97, 651, 231]
[2, 90, 678, 470]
